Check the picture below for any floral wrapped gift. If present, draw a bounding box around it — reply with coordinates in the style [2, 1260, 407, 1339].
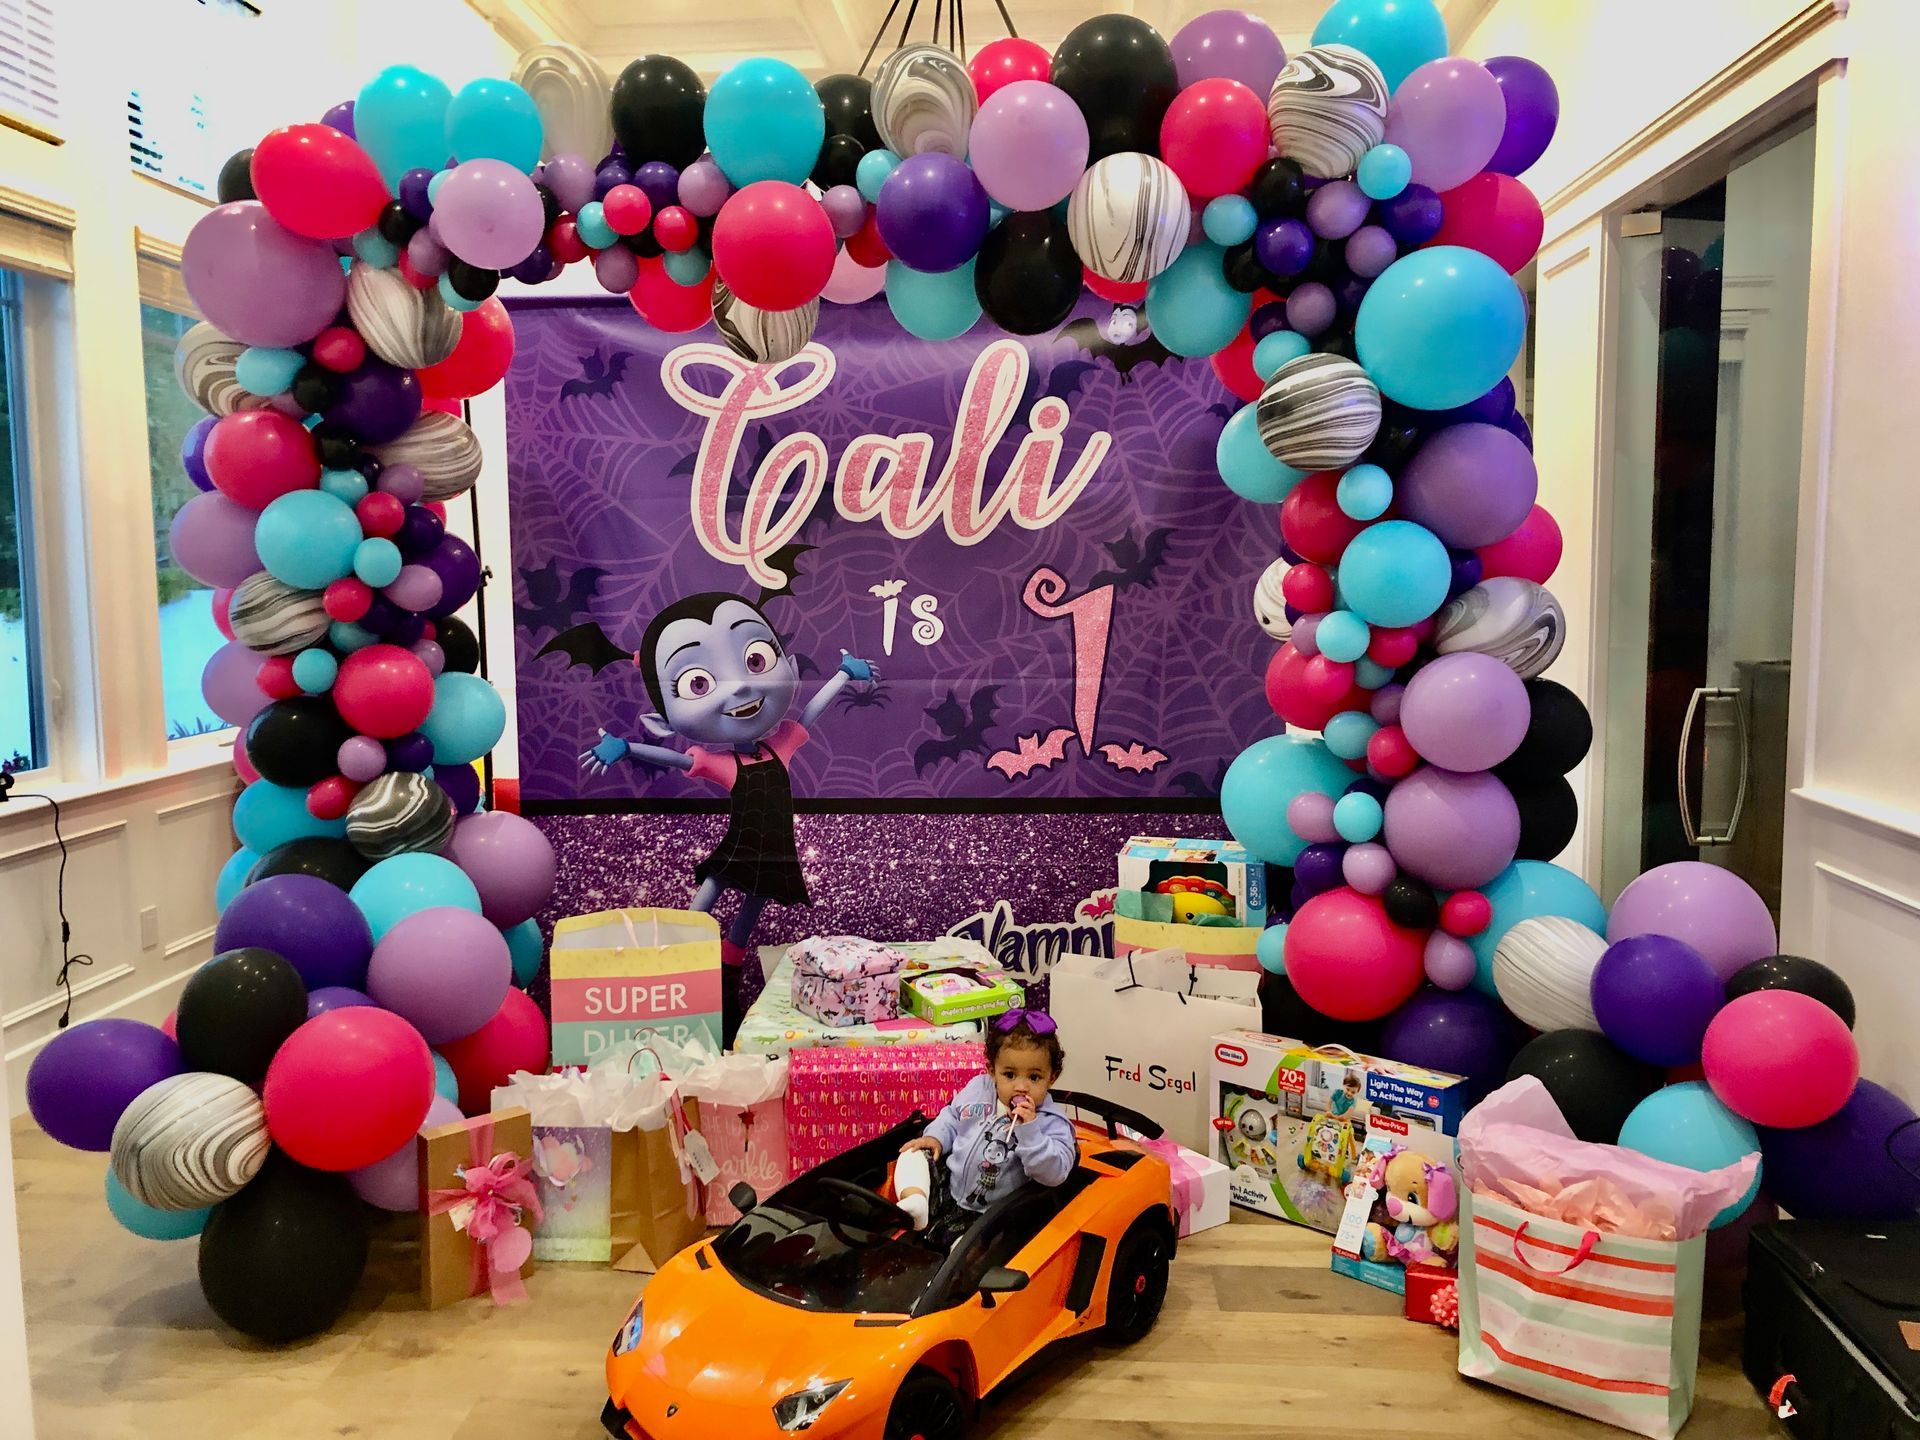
[789, 935, 911, 1027]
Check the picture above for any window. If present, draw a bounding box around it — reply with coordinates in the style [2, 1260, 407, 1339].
[128, 0, 260, 198]
[0, 266, 42, 772]
[142, 302, 229, 741]
[0, 0, 59, 138]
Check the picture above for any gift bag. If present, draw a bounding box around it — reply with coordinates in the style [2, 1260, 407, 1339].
[609, 1090, 708, 1274]
[1458, 1189, 1705, 1439]
[549, 908, 723, 1067]
[1049, 949, 1260, 1150]
[680, 1052, 791, 1224]
[421, 1108, 540, 1309]
[492, 1068, 641, 1262]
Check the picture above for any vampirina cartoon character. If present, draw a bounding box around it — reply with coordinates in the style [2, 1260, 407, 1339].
[543, 594, 877, 1039]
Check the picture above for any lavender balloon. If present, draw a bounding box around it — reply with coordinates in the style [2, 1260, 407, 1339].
[1385, 58, 1508, 194]
[593, 245, 639, 293]
[434, 159, 545, 269]
[969, 81, 1091, 213]
[1285, 282, 1336, 337]
[337, 735, 388, 782]
[1345, 224, 1397, 279]
[1383, 765, 1520, 890]
[350, 1095, 461, 1210]
[1401, 652, 1530, 772]
[1399, 422, 1537, 548]
[444, 810, 559, 928]
[181, 415, 218, 492]
[1306, 180, 1370, 240]
[366, 906, 511, 1043]
[1485, 56, 1560, 178]
[876, 154, 989, 274]
[543, 152, 596, 214]
[182, 203, 347, 348]
[406, 228, 450, 278]
[324, 356, 422, 445]
[411, 639, 447, 676]
[213, 873, 375, 991]
[1170, 9, 1286, 94]
[26, 1019, 183, 1152]
[677, 157, 733, 217]
[378, 462, 425, 504]
[1425, 932, 1478, 990]
[201, 642, 270, 728]
[1287, 791, 1339, 845]
[1369, 682, 1405, 726]
[384, 563, 445, 614]
[1343, 842, 1396, 895]
[1605, 861, 1778, 982]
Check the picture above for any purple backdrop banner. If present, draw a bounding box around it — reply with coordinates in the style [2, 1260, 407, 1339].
[505, 296, 1275, 804]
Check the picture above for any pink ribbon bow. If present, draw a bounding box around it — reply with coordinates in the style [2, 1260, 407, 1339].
[427, 1119, 544, 1306]
[1138, 1137, 1201, 1233]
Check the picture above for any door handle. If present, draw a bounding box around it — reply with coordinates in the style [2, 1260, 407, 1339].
[1677, 686, 1749, 847]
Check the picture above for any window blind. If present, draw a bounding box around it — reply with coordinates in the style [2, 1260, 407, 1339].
[135, 232, 195, 316]
[0, 190, 70, 280]
[0, 0, 58, 140]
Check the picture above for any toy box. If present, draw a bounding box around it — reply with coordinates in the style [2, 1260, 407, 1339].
[898, 952, 1024, 1025]
[1113, 836, 1270, 973]
[1208, 1029, 1469, 1235]
[1328, 1118, 1460, 1297]
[790, 935, 908, 1027]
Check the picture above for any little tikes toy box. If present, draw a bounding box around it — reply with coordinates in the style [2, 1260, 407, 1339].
[1209, 1030, 1468, 1234]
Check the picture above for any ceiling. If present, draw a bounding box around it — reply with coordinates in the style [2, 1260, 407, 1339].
[470, 0, 1496, 83]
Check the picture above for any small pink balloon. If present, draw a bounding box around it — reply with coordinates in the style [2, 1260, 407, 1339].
[1425, 932, 1477, 990]
[1342, 842, 1396, 895]
[821, 245, 887, 304]
[337, 734, 387, 782]
[1286, 791, 1338, 845]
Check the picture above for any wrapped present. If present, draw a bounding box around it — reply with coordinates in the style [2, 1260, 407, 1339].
[1137, 1136, 1230, 1237]
[736, 952, 984, 1058]
[790, 935, 909, 1027]
[1404, 1263, 1459, 1328]
[899, 955, 1024, 1025]
[421, 1108, 540, 1308]
[786, 1042, 985, 1171]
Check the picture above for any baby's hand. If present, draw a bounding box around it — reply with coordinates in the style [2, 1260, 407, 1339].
[901, 1136, 943, 1159]
[1009, 1095, 1036, 1126]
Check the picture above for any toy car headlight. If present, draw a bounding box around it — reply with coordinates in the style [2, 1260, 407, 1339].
[773, 1379, 850, 1431]
[611, 1299, 644, 1356]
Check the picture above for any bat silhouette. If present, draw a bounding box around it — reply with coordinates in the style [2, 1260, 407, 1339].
[913, 685, 1003, 775]
[1206, 400, 1238, 422]
[1170, 758, 1232, 799]
[755, 541, 813, 606]
[1090, 527, 1177, 593]
[514, 560, 607, 635]
[559, 349, 631, 401]
[1053, 307, 1174, 382]
[1098, 741, 1169, 774]
[536, 622, 631, 676]
[987, 727, 1076, 780]
[1040, 358, 1099, 403]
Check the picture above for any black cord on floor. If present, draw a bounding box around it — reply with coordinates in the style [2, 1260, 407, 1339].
[1, 779, 95, 1028]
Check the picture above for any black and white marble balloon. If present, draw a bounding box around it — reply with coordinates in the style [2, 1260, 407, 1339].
[1257, 353, 1382, 471]
[1435, 576, 1566, 678]
[226, 572, 330, 656]
[346, 772, 456, 861]
[1066, 152, 1190, 284]
[872, 43, 977, 158]
[174, 322, 270, 417]
[1267, 44, 1390, 179]
[511, 42, 612, 162]
[712, 279, 820, 364]
[368, 411, 484, 502]
[346, 262, 462, 372]
[109, 1072, 270, 1211]
[1254, 556, 1294, 642]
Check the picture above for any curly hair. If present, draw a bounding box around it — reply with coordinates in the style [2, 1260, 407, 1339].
[986, 1017, 1066, 1078]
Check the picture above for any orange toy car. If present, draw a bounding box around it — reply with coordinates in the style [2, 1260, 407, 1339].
[601, 1091, 1176, 1440]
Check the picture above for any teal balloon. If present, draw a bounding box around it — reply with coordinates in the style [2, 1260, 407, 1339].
[504, 918, 544, 988]
[1323, 710, 1378, 761]
[349, 853, 482, 942]
[1316, 609, 1371, 663]
[427, 170, 452, 206]
[438, 275, 484, 312]
[1203, 194, 1258, 247]
[233, 780, 347, 852]
[1145, 243, 1250, 358]
[705, 58, 825, 186]
[1357, 143, 1412, 200]
[330, 620, 379, 652]
[1337, 462, 1393, 520]
[235, 347, 303, 396]
[105, 1168, 208, 1241]
[1356, 247, 1526, 410]
[356, 64, 454, 189]
[353, 228, 400, 268]
[432, 1051, 460, 1105]
[257, 490, 362, 589]
[576, 201, 617, 251]
[1253, 330, 1310, 380]
[292, 648, 338, 693]
[1354, 657, 1395, 689]
[1337, 519, 1449, 626]
[1334, 791, 1383, 843]
[663, 247, 711, 286]
[856, 149, 901, 202]
[320, 467, 370, 504]
[1221, 734, 1353, 864]
[1257, 923, 1289, 975]
[216, 847, 261, 912]
[446, 77, 543, 172]
[1469, 860, 1609, 994]
[1311, 0, 1449, 91]
[885, 259, 980, 341]
[353, 537, 403, 587]
[1217, 402, 1306, 503]
[1618, 1083, 1762, 1229]
[423, 672, 506, 764]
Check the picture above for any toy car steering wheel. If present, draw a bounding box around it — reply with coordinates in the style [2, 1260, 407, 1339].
[814, 1176, 913, 1232]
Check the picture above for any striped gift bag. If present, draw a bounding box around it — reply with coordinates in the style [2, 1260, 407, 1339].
[1458, 1190, 1705, 1439]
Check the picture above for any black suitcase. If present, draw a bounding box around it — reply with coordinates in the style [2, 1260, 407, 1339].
[1745, 1220, 1920, 1439]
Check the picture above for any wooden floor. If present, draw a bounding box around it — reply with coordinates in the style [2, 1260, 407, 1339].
[13, 1115, 1781, 1440]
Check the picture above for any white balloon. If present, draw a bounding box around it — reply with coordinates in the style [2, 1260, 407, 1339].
[1492, 915, 1607, 1033]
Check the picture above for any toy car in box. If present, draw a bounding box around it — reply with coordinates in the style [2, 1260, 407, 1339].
[1209, 1029, 1467, 1235]
[1113, 836, 1271, 972]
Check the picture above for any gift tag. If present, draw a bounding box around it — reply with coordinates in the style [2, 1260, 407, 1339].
[1333, 1183, 1378, 1258]
[681, 1130, 721, 1185]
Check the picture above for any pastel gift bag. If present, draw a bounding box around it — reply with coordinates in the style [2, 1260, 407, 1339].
[548, 907, 723, 1066]
[679, 1051, 792, 1225]
[420, 1108, 541, 1308]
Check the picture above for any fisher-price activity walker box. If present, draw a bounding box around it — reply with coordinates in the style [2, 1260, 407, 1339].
[1209, 1029, 1468, 1235]
[1112, 836, 1271, 973]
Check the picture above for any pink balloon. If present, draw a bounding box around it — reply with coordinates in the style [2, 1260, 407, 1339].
[1159, 78, 1269, 199]
[1479, 504, 1562, 584]
[1285, 887, 1426, 1021]
[182, 202, 348, 348]
[1385, 58, 1507, 194]
[821, 246, 887, 304]
[968, 82, 1090, 212]
[433, 159, 546, 269]
[1703, 991, 1859, 1129]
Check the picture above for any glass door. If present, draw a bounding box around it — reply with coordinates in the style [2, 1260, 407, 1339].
[1601, 118, 1815, 921]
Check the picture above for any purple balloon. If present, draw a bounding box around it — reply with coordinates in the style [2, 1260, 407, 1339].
[1590, 935, 1726, 1067]
[1342, 842, 1396, 895]
[677, 157, 733, 217]
[351, 1094, 462, 1210]
[1605, 861, 1779, 982]
[509, 244, 556, 285]
[338, 735, 388, 782]
[385, 563, 444, 614]
[1333, 274, 1370, 316]
[388, 731, 435, 772]
[412, 639, 447, 676]
[306, 984, 376, 1019]
[1250, 302, 1290, 340]
[1345, 224, 1398, 279]
[821, 184, 866, 239]
[1401, 652, 1530, 772]
[1505, 408, 1533, 452]
[388, 614, 428, 648]
[1287, 791, 1339, 845]
[1386, 58, 1508, 194]
[1431, 375, 1516, 428]
[594, 161, 634, 200]
[359, 596, 403, 636]
[1398, 423, 1538, 548]
[406, 227, 450, 278]
[1383, 765, 1520, 890]
[422, 534, 481, 618]
[213, 873, 374, 991]
[876, 154, 989, 274]
[1254, 216, 1313, 277]
[182, 203, 347, 349]
[181, 415, 218, 492]
[1294, 841, 1348, 897]
[1425, 932, 1477, 990]
[593, 245, 639, 293]
[433, 761, 482, 814]
[633, 161, 681, 213]
[1170, 9, 1286, 94]
[1485, 56, 1559, 178]
[1306, 180, 1370, 240]
[324, 356, 422, 445]
[544, 153, 596, 214]
[170, 490, 263, 588]
[378, 462, 425, 504]
[26, 1019, 183, 1152]
[201, 641, 270, 728]
[1369, 682, 1405, 726]
[367, 905, 511, 1043]
[443, 811, 558, 928]
[435, 159, 545, 269]
[395, 505, 446, 559]
[1285, 282, 1336, 338]
[321, 99, 357, 138]
[1379, 986, 1522, 1104]
[1761, 1081, 1920, 1222]
[1376, 184, 1443, 246]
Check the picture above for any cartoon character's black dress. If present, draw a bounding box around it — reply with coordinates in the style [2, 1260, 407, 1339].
[689, 726, 810, 906]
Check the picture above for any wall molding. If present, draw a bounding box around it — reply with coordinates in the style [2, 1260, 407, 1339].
[1814, 862, 1920, 922]
[0, 818, 125, 868]
[163, 924, 218, 962]
[1794, 785, 1920, 847]
[0, 963, 135, 1031]
[153, 790, 230, 825]
[0, 183, 74, 231]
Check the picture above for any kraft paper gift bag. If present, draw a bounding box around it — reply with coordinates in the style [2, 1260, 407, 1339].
[548, 908, 723, 1067]
[680, 1053, 791, 1225]
[1049, 948, 1260, 1151]
[608, 1089, 709, 1275]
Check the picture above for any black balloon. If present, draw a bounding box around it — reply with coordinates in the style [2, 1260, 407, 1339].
[1383, 878, 1439, 931]
[245, 697, 352, 788]
[217, 149, 256, 203]
[622, 229, 665, 259]
[1505, 772, 1578, 861]
[811, 133, 866, 191]
[375, 200, 418, 247]
[198, 1155, 370, 1343]
[1261, 974, 1385, 1055]
[1501, 679, 1593, 781]
[1726, 954, 1857, 1030]
[816, 73, 882, 150]
[1507, 1030, 1663, 1143]
[312, 424, 360, 470]
[290, 363, 341, 415]
[249, 836, 372, 891]
[1248, 158, 1307, 219]
[535, 183, 561, 227]
[1363, 415, 1425, 471]
[1050, 15, 1180, 162]
[176, 948, 308, 1084]
[974, 213, 1083, 335]
[1222, 241, 1267, 294]
[436, 614, 481, 674]
[1313, 329, 1360, 361]
[445, 259, 500, 303]
[610, 56, 707, 170]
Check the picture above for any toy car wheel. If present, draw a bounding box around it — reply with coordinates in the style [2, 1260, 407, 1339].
[1102, 1219, 1171, 1344]
[884, 1368, 968, 1440]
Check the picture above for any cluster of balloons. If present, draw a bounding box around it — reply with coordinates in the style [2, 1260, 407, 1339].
[28, 71, 565, 1344]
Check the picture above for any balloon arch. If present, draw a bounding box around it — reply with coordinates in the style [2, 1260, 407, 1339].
[21, 0, 1905, 1345]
